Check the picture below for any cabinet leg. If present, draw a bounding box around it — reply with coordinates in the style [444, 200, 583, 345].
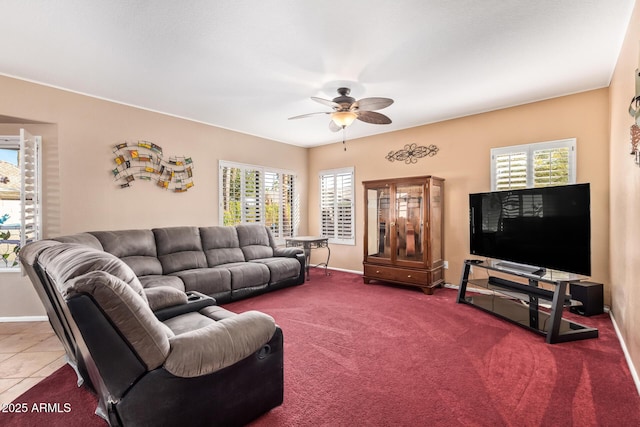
[421, 287, 434, 295]
[363, 278, 371, 284]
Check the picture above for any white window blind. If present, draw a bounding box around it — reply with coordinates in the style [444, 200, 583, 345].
[319, 167, 355, 245]
[264, 171, 295, 239]
[491, 139, 576, 191]
[0, 129, 42, 271]
[219, 161, 297, 242]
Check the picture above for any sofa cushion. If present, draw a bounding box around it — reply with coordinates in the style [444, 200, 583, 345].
[139, 275, 186, 292]
[64, 271, 172, 370]
[162, 311, 217, 335]
[219, 262, 270, 290]
[90, 230, 163, 276]
[273, 247, 304, 258]
[164, 310, 276, 377]
[171, 268, 232, 296]
[199, 226, 245, 266]
[251, 257, 302, 283]
[236, 224, 274, 260]
[37, 243, 147, 303]
[153, 227, 207, 274]
[144, 286, 188, 312]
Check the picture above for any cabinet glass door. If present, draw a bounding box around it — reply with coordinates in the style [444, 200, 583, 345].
[366, 186, 391, 261]
[430, 181, 443, 265]
[395, 184, 424, 262]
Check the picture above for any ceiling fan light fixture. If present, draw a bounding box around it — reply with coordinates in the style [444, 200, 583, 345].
[331, 111, 357, 128]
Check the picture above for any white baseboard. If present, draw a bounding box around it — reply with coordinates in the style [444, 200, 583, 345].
[312, 265, 363, 275]
[0, 316, 48, 322]
[609, 311, 640, 396]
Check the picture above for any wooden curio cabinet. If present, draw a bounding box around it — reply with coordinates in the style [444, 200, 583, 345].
[362, 176, 444, 294]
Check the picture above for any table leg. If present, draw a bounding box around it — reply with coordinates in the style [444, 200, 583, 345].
[304, 246, 311, 280]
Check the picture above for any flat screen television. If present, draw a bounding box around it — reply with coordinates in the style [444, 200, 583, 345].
[469, 183, 591, 276]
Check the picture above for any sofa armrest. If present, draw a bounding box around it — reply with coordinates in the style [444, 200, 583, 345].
[273, 247, 303, 258]
[164, 310, 276, 377]
[153, 291, 216, 321]
[145, 286, 188, 311]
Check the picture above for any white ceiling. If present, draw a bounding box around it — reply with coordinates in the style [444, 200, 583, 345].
[0, 1, 635, 147]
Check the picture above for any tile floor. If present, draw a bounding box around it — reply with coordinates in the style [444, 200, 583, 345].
[0, 321, 66, 404]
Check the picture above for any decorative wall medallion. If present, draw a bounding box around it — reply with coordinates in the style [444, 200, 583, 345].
[385, 143, 439, 164]
[112, 141, 194, 192]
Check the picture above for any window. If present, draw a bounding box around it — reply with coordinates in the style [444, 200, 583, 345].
[219, 161, 297, 242]
[0, 130, 42, 271]
[491, 139, 576, 190]
[319, 167, 355, 245]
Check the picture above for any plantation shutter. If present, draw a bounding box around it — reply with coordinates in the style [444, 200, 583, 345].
[218, 161, 297, 242]
[264, 171, 280, 236]
[320, 168, 354, 244]
[320, 174, 335, 238]
[532, 146, 571, 187]
[220, 165, 242, 225]
[281, 173, 294, 238]
[494, 151, 527, 190]
[491, 139, 576, 191]
[20, 129, 42, 247]
[336, 172, 353, 241]
[243, 169, 262, 223]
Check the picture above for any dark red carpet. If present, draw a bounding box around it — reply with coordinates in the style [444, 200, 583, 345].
[4, 270, 640, 426]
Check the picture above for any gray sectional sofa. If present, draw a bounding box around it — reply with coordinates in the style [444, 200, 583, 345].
[19, 223, 305, 426]
[53, 223, 306, 304]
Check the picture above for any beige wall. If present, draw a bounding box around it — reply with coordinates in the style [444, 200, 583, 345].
[308, 89, 610, 301]
[0, 27, 633, 383]
[0, 75, 308, 317]
[609, 0, 640, 387]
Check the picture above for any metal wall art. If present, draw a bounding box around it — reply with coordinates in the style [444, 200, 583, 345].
[630, 124, 640, 165]
[112, 140, 194, 192]
[385, 143, 439, 164]
[629, 62, 640, 166]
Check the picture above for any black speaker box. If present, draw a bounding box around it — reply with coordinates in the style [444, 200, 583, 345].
[569, 281, 604, 316]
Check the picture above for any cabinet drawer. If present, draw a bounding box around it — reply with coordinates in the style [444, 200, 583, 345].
[364, 264, 429, 285]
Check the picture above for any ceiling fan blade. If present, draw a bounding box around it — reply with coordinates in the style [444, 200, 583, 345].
[353, 97, 394, 111]
[288, 111, 331, 120]
[311, 97, 340, 109]
[329, 120, 342, 132]
[356, 111, 392, 125]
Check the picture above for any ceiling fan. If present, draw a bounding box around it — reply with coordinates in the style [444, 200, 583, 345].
[289, 87, 394, 132]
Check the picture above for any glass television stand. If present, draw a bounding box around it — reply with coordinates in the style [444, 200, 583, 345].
[457, 260, 598, 344]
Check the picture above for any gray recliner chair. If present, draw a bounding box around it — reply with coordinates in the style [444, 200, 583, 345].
[20, 241, 284, 427]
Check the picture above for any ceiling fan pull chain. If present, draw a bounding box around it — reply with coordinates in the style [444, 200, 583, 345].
[343, 127, 347, 151]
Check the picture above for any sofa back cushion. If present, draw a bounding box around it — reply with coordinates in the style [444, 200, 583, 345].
[54, 233, 103, 250]
[37, 243, 148, 304]
[64, 270, 172, 370]
[153, 227, 207, 274]
[236, 224, 274, 260]
[90, 230, 163, 276]
[20, 240, 63, 268]
[199, 226, 245, 266]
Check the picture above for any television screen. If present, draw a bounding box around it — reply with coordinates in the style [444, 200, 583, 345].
[469, 183, 591, 276]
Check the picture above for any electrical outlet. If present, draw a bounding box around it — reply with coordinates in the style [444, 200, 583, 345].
[443, 260, 448, 269]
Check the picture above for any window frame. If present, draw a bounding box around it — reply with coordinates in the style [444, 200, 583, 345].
[218, 160, 298, 244]
[491, 138, 576, 190]
[319, 167, 355, 246]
